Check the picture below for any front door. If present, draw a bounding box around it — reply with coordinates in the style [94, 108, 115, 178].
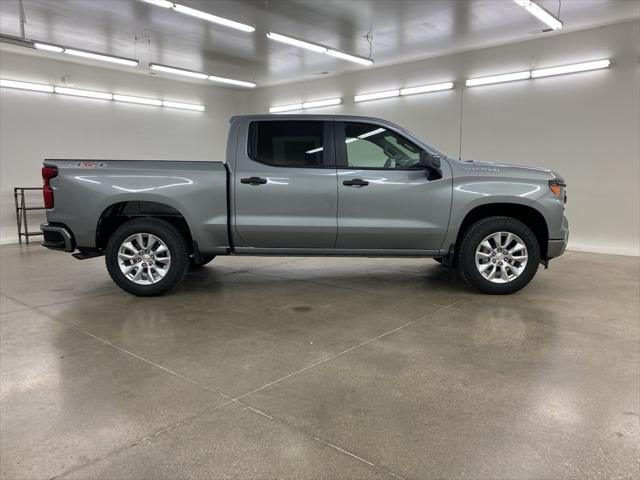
[234, 120, 338, 249]
[335, 122, 451, 250]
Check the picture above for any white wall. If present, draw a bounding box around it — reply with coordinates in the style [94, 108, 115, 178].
[0, 51, 242, 243]
[1, 21, 638, 255]
[244, 21, 640, 256]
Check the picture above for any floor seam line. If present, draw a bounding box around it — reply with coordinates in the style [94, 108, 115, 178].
[69, 324, 236, 400]
[32, 290, 119, 309]
[230, 399, 406, 480]
[233, 297, 471, 402]
[52, 399, 236, 480]
[51, 297, 468, 478]
[33, 304, 238, 401]
[0, 292, 39, 311]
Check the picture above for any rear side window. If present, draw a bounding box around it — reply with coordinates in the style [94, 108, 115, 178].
[249, 121, 326, 167]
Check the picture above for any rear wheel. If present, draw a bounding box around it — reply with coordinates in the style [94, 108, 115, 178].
[457, 216, 540, 294]
[105, 218, 190, 296]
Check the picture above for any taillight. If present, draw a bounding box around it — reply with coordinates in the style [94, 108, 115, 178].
[42, 166, 58, 209]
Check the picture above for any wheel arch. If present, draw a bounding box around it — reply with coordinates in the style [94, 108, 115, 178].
[96, 201, 194, 253]
[454, 203, 549, 259]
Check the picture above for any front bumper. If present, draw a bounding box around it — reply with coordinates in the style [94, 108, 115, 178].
[41, 223, 75, 252]
[547, 215, 569, 259]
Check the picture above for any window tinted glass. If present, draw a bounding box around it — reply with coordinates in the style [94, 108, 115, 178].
[250, 121, 325, 167]
[344, 123, 421, 169]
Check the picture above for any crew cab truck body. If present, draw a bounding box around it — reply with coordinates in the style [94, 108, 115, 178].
[41, 115, 569, 296]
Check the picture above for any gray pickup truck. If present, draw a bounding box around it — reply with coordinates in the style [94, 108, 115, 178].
[40, 115, 568, 296]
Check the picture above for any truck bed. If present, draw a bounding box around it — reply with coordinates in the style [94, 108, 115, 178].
[43, 159, 230, 254]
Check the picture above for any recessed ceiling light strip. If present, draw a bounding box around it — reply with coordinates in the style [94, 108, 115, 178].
[0, 79, 54, 92]
[326, 49, 373, 66]
[512, 0, 563, 30]
[466, 59, 610, 87]
[113, 94, 162, 106]
[162, 100, 205, 111]
[265, 32, 327, 53]
[208, 75, 256, 88]
[150, 63, 255, 88]
[266, 32, 374, 66]
[150, 63, 208, 79]
[1, 78, 204, 111]
[399, 81, 455, 96]
[354, 81, 454, 103]
[269, 97, 342, 113]
[353, 89, 400, 102]
[139, 0, 255, 33]
[34, 42, 64, 53]
[465, 71, 531, 87]
[531, 59, 610, 78]
[33, 42, 139, 66]
[54, 87, 113, 100]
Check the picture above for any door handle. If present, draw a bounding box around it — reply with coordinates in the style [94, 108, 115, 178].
[240, 176, 268, 185]
[343, 178, 369, 187]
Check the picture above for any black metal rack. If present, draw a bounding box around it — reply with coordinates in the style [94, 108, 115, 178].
[14, 187, 45, 245]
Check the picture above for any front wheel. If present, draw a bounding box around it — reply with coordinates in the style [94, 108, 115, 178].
[105, 218, 190, 296]
[457, 216, 540, 294]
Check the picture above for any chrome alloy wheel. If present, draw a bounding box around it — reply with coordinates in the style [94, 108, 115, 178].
[475, 231, 528, 284]
[117, 233, 171, 285]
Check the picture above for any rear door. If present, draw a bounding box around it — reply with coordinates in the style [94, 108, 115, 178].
[335, 121, 451, 250]
[233, 120, 338, 249]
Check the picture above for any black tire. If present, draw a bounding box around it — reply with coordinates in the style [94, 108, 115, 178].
[190, 254, 216, 270]
[457, 216, 540, 294]
[105, 218, 190, 296]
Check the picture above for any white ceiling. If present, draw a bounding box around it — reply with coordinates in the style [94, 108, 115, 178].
[0, 0, 638, 88]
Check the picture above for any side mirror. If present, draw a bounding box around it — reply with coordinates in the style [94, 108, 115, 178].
[419, 151, 442, 179]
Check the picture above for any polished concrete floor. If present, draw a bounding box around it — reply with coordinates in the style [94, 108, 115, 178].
[0, 244, 638, 480]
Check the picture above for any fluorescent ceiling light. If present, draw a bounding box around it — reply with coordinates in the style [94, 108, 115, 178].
[172, 4, 255, 32]
[64, 48, 139, 66]
[306, 147, 324, 154]
[162, 100, 205, 111]
[113, 94, 162, 106]
[302, 98, 342, 109]
[354, 89, 400, 102]
[139, 0, 174, 7]
[400, 81, 454, 96]
[54, 86, 113, 100]
[266, 32, 375, 66]
[34, 42, 64, 53]
[4, 76, 205, 111]
[465, 71, 531, 87]
[266, 32, 327, 53]
[151, 64, 256, 87]
[513, 0, 563, 30]
[326, 49, 373, 66]
[358, 128, 385, 139]
[269, 103, 303, 113]
[0, 79, 54, 92]
[208, 75, 256, 88]
[150, 63, 208, 79]
[344, 128, 384, 143]
[531, 59, 610, 78]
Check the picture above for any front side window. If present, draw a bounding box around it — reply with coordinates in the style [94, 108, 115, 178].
[249, 121, 326, 167]
[344, 123, 421, 169]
